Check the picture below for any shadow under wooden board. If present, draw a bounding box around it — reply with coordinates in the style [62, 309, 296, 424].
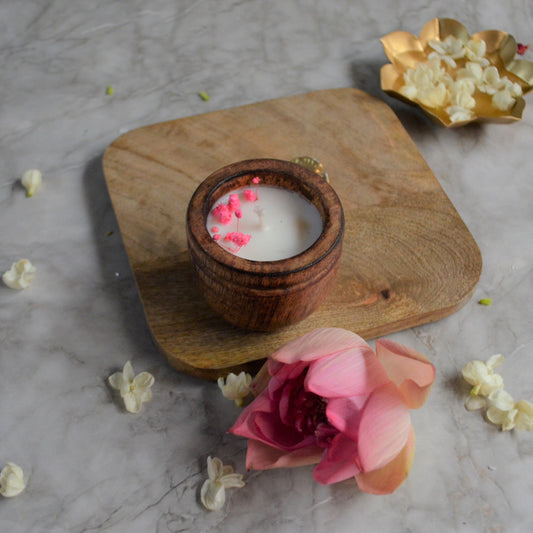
[102, 88, 482, 381]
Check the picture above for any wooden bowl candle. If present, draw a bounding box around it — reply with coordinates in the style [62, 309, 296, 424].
[186, 159, 344, 331]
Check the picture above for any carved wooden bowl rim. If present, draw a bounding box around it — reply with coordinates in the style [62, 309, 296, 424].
[186, 158, 345, 275]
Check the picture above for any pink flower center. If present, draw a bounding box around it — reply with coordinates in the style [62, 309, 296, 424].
[283, 375, 338, 448]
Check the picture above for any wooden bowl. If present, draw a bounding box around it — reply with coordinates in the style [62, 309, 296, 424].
[186, 158, 345, 331]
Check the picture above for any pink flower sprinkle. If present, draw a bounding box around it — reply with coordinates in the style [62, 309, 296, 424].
[235, 209, 242, 219]
[244, 190, 257, 202]
[228, 193, 241, 213]
[211, 226, 219, 233]
[213, 234, 221, 241]
[212, 204, 232, 225]
[517, 43, 530, 55]
[224, 232, 251, 247]
[252, 177, 261, 184]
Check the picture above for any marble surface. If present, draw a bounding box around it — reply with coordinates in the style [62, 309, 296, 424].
[1, 1, 532, 531]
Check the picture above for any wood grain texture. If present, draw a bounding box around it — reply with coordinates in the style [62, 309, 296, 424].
[102, 88, 482, 380]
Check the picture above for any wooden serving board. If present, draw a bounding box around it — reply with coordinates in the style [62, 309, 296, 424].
[102, 88, 482, 380]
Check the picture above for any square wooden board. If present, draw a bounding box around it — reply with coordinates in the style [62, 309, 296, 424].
[102, 88, 482, 380]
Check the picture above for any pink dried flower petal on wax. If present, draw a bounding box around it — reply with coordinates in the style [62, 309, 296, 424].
[212, 204, 232, 225]
[517, 43, 529, 55]
[244, 190, 257, 202]
[224, 232, 251, 247]
[228, 328, 435, 495]
[228, 194, 241, 213]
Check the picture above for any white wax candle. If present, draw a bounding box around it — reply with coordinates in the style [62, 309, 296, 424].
[206, 185, 323, 261]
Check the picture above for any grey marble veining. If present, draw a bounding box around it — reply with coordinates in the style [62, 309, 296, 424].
[1, 1, 532, 531]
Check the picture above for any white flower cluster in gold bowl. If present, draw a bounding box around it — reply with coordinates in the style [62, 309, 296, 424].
[380, 18, 533, 126]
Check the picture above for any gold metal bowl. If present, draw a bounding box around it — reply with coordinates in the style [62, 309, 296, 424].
[380, 18, 533, 127]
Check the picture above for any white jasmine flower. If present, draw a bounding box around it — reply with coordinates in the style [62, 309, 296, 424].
[108, 361, 154, 413]
[427, 39, 448, 56]
[506, 81, 523, 98]
[464, 39, 490, 66]
[399, 82, 418, 100]
[218, 372, 252, 407]
[402, 58, 446, 92]
[417, 82, 449, 108]
[401, 58, 452, 108]
[465, 393, 488, 411]
[0, 463, 25, 498]
[462, 354, 504, 400]
[201, 456, 245, 511]
[21, 169, 42, 197]
[428, 35, 465, 68]
[446, 106, 475, 124]
[428, 51, 457, 69]
[456, 62, 484, 84]
[486, 390, 533, 431]
[479, 66, 507, 95]
[449, 79, 476, 109]
[2, 259, 37, 290]
[492, 88, 516, 111]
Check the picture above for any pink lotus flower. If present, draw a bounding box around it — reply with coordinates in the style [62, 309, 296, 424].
[228, 328, 435, 495]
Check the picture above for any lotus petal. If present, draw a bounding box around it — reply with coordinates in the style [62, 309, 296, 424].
[305, 347, 389, 399]
[271, 328, 370, 364]
[313, 433, 360, 485]
[326, 396, 368, 440]
[355, 426, 416, 495]
[357, 383, 411, 472]
[245, 439, 324, 470]
[375, 339, 435, 409]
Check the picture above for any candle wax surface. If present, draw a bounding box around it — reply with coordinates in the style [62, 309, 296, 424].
[206, 185, 323, 261]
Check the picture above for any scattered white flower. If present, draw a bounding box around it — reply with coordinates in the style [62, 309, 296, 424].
[217, 372, 252, 407]
[486, 390, 533, 431]
[465, 393, 488, 411]
[0, 463, 25, 498]
[2, 259, 37, 290]
[462, 354, 533, 431]
[200, 456, 245, 511]
[21, 169, 42, 197]
[462, 353, 504, 402]
[108, 360, 154, 413]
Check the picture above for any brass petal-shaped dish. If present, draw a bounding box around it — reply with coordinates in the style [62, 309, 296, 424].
[380, 18, 533, 127]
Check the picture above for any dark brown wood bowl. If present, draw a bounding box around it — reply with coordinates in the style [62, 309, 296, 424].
[186, 158, 345, 331]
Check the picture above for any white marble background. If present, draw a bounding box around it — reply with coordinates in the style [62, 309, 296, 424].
[1, 1, 532, 531]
